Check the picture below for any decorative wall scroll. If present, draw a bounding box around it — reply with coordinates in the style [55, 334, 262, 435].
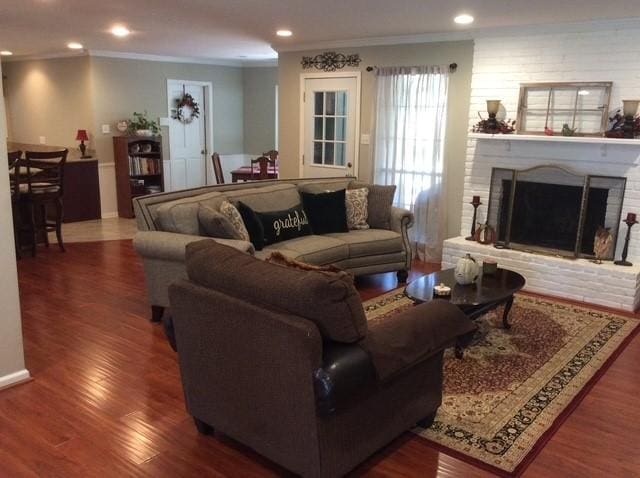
[301, 52, 361, 72]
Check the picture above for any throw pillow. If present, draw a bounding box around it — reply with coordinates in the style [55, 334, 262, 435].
[350, 183, 396, 229]
[236, 201, 265, 251]
[345, 187, 369, 230]
[300, 189, 349, 235]
[266, 251, 344, 274]
[198, 205, 244, 240]
[218, 201, 250, 242]
[254, 204, 312, 246]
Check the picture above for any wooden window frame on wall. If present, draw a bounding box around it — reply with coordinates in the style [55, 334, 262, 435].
[516, 81, 613, 137]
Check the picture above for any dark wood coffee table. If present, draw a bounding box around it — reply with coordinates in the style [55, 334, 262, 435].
[404, 268, 526, 357]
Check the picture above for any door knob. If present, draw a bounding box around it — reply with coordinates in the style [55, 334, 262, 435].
[347, 162, 353, 168]
[201, 150, 205, 155]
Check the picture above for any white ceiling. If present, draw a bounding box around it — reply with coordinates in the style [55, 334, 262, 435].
[1, 0, 639, 64]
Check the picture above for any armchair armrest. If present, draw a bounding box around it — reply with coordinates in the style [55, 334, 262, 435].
[133, 231, 254, 262]
[360, 300, 477, 382]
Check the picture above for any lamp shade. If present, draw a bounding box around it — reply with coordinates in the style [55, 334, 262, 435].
[486, 100, 501, 115]
[622, 100, 640, 117]
[76, 129, 89, 141]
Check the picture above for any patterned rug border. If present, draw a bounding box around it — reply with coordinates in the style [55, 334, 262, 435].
[367, 290, 640, 478]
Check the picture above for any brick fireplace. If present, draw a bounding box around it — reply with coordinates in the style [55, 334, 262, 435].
[443, 25, 640, 311]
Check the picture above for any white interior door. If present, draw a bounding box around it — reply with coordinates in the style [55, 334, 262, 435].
[302, 75, 359, 178]
[167, 80, 207, 191]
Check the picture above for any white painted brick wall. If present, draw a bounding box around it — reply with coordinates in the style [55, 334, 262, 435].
[463, 27, 640, 263]
[456, 26, 640, 311]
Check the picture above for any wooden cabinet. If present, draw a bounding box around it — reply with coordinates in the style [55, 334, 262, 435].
[113, 136, 164, 218]
[61, 159, 102, 222]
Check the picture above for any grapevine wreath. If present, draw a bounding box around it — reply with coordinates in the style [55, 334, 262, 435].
[174, 93, 200, 124]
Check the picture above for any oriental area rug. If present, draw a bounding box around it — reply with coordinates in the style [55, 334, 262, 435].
[362, 291, 639, 476]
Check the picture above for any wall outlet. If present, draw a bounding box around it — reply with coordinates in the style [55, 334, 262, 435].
[39, 136, 46, 144]
[101, 124, 111, 134]
[360, 133, 370, 145]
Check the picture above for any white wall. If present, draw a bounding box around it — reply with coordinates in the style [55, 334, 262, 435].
[462, 26, 640, 262]
[0, 61, 29, 390]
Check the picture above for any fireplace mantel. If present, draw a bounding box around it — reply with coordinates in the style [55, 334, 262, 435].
[469, 132, 640, 146]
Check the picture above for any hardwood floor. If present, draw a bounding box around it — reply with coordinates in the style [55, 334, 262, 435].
[2, 240, 638, 477]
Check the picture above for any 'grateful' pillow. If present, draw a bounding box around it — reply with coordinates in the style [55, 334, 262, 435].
[345, 188, 369, 230]
[254, 204, 312, 246]
[300, 189, 349, 235]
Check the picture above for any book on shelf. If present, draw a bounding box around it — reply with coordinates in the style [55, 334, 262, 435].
[128, 156, 159, 175]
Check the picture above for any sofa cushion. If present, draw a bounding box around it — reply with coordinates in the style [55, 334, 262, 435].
[224, 183, 301, 212]
[198, 205, 244, 240]
[155, 192, 225, 234]
[298, 179, 352, 194]
[301, 189, 349, 235]
[326, 229, 404, 258]
[255, 204, 312, 246]
[185, 240, 368, 343]
[345, 187, 369, 230]
[259, 235, 349, 264]
[349, 182, 396, 230]
[237, 201, 265, 251]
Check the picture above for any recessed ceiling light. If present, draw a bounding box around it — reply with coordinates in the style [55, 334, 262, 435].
[111, 25, 130, 37]
[67, 42, 83, 50]
[454, 14, 474, 25]
[276, 29, 292, 37]
[0, 50, 13, 56]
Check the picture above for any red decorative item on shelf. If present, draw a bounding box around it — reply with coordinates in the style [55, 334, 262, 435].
[75, 129, 91, 158]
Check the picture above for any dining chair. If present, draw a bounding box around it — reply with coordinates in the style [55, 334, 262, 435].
[263, 150, 278, 161]
[211, 152, 224, 184]
[250, 155, 274, 180]
[24, 149, 68, 256]
[8, 150, 23, 258]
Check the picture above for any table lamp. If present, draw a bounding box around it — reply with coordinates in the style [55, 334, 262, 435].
[486, 100, 501, 132]
[76, 129, 91, 158]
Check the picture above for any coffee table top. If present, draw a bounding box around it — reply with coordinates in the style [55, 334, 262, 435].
[404, 268, 526, 307]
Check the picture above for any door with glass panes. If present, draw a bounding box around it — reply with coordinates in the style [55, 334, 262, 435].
[302, 76, 358, 177]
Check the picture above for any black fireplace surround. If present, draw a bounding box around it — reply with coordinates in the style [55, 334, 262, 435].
[487, 166, 626, 259]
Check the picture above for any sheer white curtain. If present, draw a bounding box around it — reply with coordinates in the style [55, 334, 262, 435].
[373, 65, 449, 262]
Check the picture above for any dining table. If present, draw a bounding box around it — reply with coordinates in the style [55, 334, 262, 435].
[230, 165, 279, 182]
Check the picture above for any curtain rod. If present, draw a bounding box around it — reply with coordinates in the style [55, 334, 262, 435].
[366, 63, 457, 73]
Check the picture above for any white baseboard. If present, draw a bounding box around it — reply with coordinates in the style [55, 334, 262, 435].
[98, 162, 118, 218]
[0, 369, 31, 390]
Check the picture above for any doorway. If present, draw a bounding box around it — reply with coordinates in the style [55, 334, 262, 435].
[166, 80, 213, 191]
[300, 73, 360, 178]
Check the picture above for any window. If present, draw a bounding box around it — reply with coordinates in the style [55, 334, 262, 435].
[313, 91, 347, 166]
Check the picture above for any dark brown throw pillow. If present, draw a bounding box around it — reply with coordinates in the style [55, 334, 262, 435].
[254, 204, 312, 246]
[300, 189, 349, 235]
[350, 182, 396, 229]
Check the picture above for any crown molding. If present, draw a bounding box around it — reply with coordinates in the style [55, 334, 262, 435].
[88, 50, 247, 66]
[274, 17, 640, 53]
[1, 51, 88, 62]
[1, 49, 278, 67]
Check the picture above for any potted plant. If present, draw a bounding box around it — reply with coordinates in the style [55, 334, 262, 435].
[127, 111, 160, 136]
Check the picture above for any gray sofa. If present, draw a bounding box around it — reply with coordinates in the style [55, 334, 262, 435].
[133, 177, 414, 321]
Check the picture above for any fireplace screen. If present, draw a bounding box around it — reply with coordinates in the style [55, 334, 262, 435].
[487, 166, 626, 260]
